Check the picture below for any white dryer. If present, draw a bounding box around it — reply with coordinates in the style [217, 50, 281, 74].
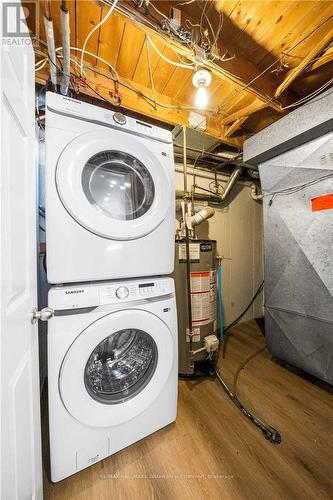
[47, 277, 177, 482]
[45, 92, 175, 283]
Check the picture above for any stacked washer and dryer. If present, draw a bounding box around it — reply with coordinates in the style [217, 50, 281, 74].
[44, 92, 177, 482]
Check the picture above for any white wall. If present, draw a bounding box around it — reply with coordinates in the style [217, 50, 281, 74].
[175, 166, 263, 326]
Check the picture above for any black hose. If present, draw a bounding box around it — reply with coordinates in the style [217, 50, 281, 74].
[215, 369, 282, 444]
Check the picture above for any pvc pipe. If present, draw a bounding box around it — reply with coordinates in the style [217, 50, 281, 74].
[217, 259, 224, 341]
[186, 206, 215, 229]
[60, 5, 70, 96]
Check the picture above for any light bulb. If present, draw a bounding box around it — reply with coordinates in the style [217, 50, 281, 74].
[196, 84, 208, 108]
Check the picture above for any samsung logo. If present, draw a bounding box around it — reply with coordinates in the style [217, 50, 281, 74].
[65, 289, 84, 295]
[63, 96, 81, 104]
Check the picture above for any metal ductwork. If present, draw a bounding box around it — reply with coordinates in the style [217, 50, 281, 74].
[244, 88, 333, 386]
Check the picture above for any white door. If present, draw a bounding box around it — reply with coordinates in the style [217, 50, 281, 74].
[0, 2, 42, 499]
[55, 129, 172, 240]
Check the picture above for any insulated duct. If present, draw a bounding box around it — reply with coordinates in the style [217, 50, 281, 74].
[43, 14, 57, 91]
[60, 2, 70, 96]
[244, 88, 333, 385]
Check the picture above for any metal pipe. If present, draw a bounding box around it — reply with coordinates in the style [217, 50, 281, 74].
[176, 166, 243, 204]
[60, 3, 70, 96]
[182, 125, 194, 366]
[217, 257, 224, 341]
[182, 125, 188, 194]
[43, 14, 57, 91]
[174, 145, 257, 171]
[174, 164, 250, 187]
[220, 166, 242, 200]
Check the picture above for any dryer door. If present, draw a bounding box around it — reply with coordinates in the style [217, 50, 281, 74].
[55, 129, 172, 240]
[59, 309, 175, 428]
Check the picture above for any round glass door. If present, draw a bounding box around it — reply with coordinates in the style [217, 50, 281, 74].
[59, 309, 174, 428]
[81, 151, 155, 221]
[56, 130, 171, 240]
[84, 328, 157, 404]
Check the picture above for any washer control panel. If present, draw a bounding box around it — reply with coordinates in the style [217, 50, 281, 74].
[99, 279, 174, 305]
[49, 278, 175, 310]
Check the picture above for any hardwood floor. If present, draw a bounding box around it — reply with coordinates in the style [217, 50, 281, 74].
[43, 321, 333, 500]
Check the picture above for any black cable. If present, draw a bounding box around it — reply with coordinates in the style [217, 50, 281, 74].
[214, 278, 281, 444]
[224, 281, 264, 335]
[43, 253, 47, 274]
[215, 369, 282, 444]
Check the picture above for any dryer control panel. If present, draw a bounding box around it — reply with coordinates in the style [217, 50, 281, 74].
[49, 278, 175, 310]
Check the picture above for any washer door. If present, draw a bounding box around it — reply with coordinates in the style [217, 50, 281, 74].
[56, 129, 171, 240]
[59, 309, 174, 428]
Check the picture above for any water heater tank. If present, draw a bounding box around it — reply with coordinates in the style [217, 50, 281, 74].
[174, 239, 217, 376]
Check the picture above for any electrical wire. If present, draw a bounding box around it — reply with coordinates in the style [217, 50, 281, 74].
[146, 35, 196, 69]
[80, 0, 119, 76]
[36, 45, 119, 82]
[224, 281, 264, 335]
[266, 173, 333, 205]
[233, 346, 266, 396]
[215, 368, 282, 444]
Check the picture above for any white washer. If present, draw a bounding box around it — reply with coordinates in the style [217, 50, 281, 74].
[45, 92, 175, 283]
[47, 277, 178, 482]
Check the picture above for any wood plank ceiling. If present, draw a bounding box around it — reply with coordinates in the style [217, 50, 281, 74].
[34, 0, 333, 150]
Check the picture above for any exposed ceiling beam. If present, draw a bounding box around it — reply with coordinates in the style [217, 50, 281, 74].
[309, 46, 333, 71]
[36, 63, 245, 148]
[117, 1, 291, 111]
[224, 117, 247, 138]
[220, 99, 266, 126]
[275, 26, 333, 97]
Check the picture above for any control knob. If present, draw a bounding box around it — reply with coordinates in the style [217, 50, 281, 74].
[116, 286, 129, 299]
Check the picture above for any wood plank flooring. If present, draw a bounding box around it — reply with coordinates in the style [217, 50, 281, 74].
[43, 321, 333, 500]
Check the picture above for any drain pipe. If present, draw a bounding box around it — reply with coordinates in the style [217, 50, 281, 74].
[185, 206, 215, 230]
[60, 1, 70, 96]
[176, 165, 243, 204]
[43, 7, 57, 91]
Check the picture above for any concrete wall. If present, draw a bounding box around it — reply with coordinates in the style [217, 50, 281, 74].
[175, 166, 263, 326]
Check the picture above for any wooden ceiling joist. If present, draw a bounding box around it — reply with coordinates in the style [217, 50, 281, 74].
[36, 63, 244, 148]
[33, 1, 333, 149]
[275, 24, 333, 98]
[224, 117, 247, 139]
[309, 46, 333, 72]
[133, 1, 289, 112]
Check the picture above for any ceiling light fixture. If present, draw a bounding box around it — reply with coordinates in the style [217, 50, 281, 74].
[192, 69, 212, 109]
